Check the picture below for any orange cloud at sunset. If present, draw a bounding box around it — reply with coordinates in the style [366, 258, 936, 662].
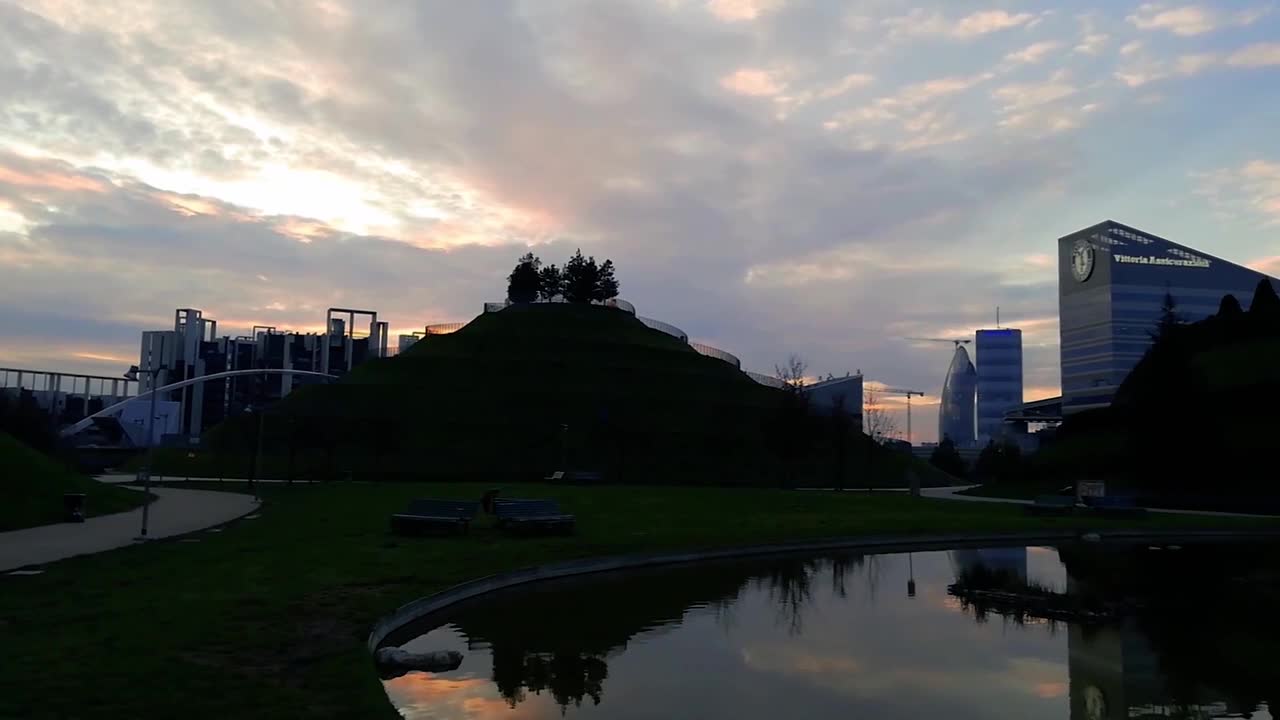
[0, 165, 107, 193]
[1249, 256, 1280, 276]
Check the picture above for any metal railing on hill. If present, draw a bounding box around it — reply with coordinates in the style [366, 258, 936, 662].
[425, 322, 466, 335]
[690, 342, 741, 369]
[745, 371, 787, 388]
[638, 316, 688, 342]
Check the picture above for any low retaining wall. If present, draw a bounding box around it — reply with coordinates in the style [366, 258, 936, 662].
[367, 527, 1280, 651]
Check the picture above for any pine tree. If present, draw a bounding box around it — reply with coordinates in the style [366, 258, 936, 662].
[1152, 288, 1183, 341]
[1249, 278, 1280, 320]
[594, 259, 619, 301]
[506, 253, 542, 303]
[562, 250, 600, 303]
[537, 264, 564, 301]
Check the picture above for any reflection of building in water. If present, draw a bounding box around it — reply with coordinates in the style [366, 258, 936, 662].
[1067, 624, 1163, 720]
[949, 547, 1027, 582]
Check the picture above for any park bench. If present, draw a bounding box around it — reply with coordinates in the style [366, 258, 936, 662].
[390, 498, 479, 535]
[543, 470, 604, 484]
[494, 498, 576, 534]
[1082, 495, 1147, 518]
[1025, 495, 1077, 516]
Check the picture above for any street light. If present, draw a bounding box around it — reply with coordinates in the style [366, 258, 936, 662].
[123, 363, 161, 539]
[244, 404, 264, 502]
[906, 553, 916, 598]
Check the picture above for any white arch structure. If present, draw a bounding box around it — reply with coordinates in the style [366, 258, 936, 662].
[59, 368, 340, 438]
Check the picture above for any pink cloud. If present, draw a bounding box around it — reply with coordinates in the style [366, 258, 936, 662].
[1249, 256, 1280, 275]
[0, 165, 106, 193]
[720, 68, 786, 97]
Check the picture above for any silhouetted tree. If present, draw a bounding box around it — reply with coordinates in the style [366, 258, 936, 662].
[973, 439, 1023, 484]
[1152, 288, 1184, 341]
[774, 355, 808, 393]
[1250, 277, 1280, 321]
[862, 387, 898, 444]
[929, 435, 966, 478]
[595, 259, 620, 301]
[0, 391, 58, 454]
[537, 263, 564, 301]
[562, 250, 600, 303]
[1218, 293, 1243, 318]
[507, 253, 542, 303]
[771, 355, 810, 487]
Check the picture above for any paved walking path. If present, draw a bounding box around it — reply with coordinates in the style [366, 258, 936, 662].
[0, 487, 258, 572]
[921, 484, 1278, 518]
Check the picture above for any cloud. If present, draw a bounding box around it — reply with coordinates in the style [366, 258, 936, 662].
[952, 10, 1037, 37]
[1127, 3, 1269, 36]
[1073, 34, 1109, 55]
[1006, 42, 1063, 64]
[881, 9, 1036, 40]
[1175, 53, 1219, 74]
[993, 79, 1079, 114]
[721, 68, 787, 96]
[1227, 42, 1280, 67]
[1193, 159, 1280, 225]
[706, 0, 783, 22]
[819, 73, 875, 99]
[1249, 256, 1280, 275]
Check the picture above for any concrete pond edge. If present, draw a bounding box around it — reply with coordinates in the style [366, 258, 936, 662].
[367, 526, 1280, 652]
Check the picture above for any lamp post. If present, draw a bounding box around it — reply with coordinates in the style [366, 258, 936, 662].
[906, 553, 916, 598]
[124, 363, 162, 539]
[244, 405, 264, 503]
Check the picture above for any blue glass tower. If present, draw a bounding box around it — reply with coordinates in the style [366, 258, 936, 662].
[938, 345, 977, 447]
[975, 328, 1023, 444]
[1058, 220, 1278, 414]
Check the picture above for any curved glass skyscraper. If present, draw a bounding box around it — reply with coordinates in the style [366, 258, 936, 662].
[938, 345, 977, 447]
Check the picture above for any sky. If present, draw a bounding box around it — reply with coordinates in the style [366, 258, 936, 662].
[2, 0, 1278, 442]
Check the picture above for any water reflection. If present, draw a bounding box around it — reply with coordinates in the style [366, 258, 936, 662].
[383, 543, 1279, 719]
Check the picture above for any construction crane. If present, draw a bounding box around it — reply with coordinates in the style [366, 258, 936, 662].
[870, 386, 925, 445]
[905, 337, 972, 348]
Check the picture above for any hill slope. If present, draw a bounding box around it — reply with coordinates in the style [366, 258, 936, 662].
[0, 432, 144, 531]
[183, 303, 945, 486]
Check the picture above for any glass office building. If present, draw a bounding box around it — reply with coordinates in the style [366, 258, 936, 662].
[975, 328, 1023, 444]
[1058, 220, 1278, 414]
[938, 345, 977, 447]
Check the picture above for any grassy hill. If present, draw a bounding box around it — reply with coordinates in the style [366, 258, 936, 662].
[0, 432, 144, 531]
[158, 303, 950, 487]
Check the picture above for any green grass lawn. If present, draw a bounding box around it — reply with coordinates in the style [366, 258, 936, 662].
[0, 432, 145, 531]
[2, 481, 1276, 720]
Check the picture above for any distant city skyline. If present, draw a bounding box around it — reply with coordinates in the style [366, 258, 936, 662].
[3, 0, 1279, 442]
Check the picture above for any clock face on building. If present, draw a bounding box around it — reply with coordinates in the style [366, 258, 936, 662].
[1071, 239, 1095, 282]
[1084, 686, 1108, 720]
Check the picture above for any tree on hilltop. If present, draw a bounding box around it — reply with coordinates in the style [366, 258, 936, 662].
[596, 259, 620, 301]
[538, 264, 564, 301]
[507, 253, 542, 303]
[563, 250, 600, 303]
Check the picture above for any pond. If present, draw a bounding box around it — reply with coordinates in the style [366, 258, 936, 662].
[382, 542, 1279, 719]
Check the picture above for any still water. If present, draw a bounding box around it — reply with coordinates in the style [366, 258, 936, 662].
[382, 543, 1279, 719]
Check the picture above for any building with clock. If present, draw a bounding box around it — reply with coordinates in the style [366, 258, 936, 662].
[1058, 220, 1278, 415]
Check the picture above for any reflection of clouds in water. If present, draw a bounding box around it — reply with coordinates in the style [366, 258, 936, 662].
[382, 675, 512, 720]
[737, 640, 1066, 712]
[388, 546, 1279, 719]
